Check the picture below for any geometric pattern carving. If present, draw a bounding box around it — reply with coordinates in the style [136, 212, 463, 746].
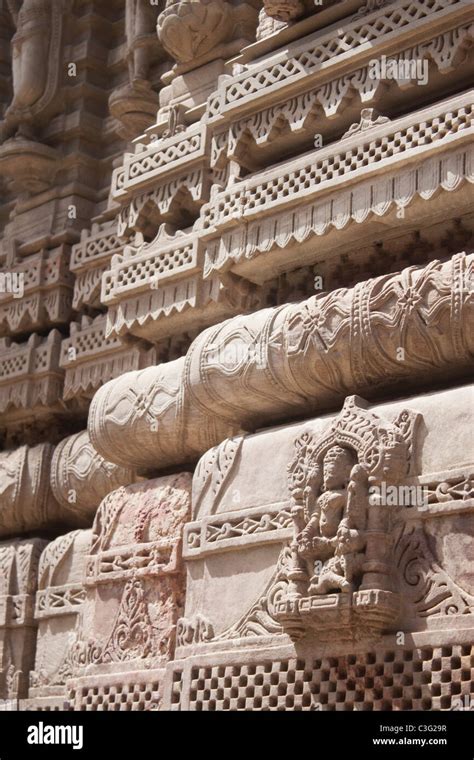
[181, 644, 474, 711]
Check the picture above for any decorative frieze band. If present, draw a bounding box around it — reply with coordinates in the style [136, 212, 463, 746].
[183, 504, 294, 559]
[35, 584, 86, 620]
[213, 22, 474, 162]
[112, 123, 208, 201]
[207, 0, 470, 118]
[0, 330, 71, 439]
[117, 168, 210, 237]
[183, 468, 473, 559]
[70, 220, 123, 311]
[200, 92, 473, 232]
[0, 247, 73, 337]
[60, 315, 156, 401]
[203, 144, 474, 277]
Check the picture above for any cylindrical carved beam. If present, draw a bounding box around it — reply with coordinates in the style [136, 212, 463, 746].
[50, 431, 138, 523]
[0, 432, 138, 536]
[0, 444, 61, 537]
[89, 252, 473, 471]
[89, 357, 238, 472]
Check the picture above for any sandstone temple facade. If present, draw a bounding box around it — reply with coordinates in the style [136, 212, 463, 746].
[0, 0, 472, 712]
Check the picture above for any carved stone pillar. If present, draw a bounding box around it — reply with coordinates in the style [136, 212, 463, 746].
[0, 538, 47, 704]
[0, 444, 62, 537]
[109, 0, 164, 139]
[0, 0, 71, 192]
[89, 253, 474, 472]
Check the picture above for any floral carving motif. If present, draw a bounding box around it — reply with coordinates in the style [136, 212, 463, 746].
[157, 0, 231, 64]
[262, 0, 304, 22]
[105, 579, 154, 662]
[394, 524, 474, 617]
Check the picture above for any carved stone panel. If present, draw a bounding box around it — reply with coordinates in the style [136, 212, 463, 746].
[177, 384, 473, 655]
[67, 474, 191, 710]
[272, 396, 419, 641]
[27, 530, 91, 710]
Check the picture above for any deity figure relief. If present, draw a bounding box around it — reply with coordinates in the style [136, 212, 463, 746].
[274, 397, 419, 639]
[294, 445, 367, 595]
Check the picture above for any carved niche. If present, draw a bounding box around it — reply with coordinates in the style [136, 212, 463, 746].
[273, 396, 421, 641]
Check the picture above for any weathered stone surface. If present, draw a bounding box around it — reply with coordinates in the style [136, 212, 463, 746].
[157, 0, 234, 64]
[65, 474, 191, 710]
[89, 356, 238, 472]
[0, 444, 61, 537]
[0, 331, 67, 439]
[0, 247, 73, 337]
[60, 315, 157, 402]
[109, 0, 162, 139]
[0, 431, 134, 536]
[181, 385, 474, 638]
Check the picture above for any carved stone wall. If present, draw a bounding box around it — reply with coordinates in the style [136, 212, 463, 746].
[0, 0, 472, 713]
[180, 386, 473, 640]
